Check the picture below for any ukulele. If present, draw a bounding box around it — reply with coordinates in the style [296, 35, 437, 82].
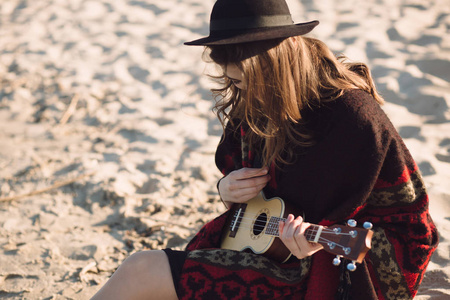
[221, 192, 373, 270]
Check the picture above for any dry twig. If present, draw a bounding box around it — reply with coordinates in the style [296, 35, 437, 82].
[79, 261, 98, 282]
[141, 216, 195, 231]
[59, 93, 80, 125]
[0, 171, 96, 203]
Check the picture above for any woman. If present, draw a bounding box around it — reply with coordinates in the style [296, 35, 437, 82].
[91, 0, 438, 299]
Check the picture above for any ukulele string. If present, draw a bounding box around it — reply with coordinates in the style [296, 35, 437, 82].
[231, 215, 355, 237]
[229, 212, 357, 252]
[232, 212, 286, 222]
[227, 220, 352, 250]
[230, 218, 355, 238]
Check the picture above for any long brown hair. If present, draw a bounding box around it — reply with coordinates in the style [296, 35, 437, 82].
[206, 36, 384, 167]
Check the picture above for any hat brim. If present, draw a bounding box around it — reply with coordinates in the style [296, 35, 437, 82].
[184, 20, 319, 46]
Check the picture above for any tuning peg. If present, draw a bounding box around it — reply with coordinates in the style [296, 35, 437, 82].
[347, 219, 357, 227]
[363, 222, 373, 230]
[347, 261, 357, 271]
[333, 255, 342, 266]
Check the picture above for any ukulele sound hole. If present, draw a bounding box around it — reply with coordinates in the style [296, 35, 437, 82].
[253, 213, 268, 235]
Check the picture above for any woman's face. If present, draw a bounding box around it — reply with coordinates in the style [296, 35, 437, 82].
[224, 64, 246, 90]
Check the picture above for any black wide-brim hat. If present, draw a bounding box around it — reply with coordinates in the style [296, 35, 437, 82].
[184, 0, 319, 46]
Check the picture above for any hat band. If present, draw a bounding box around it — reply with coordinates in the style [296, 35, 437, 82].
[210, 15, 294, 31]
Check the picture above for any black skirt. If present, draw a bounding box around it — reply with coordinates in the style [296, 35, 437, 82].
[162, 248, 188, 298]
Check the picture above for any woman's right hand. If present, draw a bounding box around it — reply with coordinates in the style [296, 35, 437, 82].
[218, 167, 271, 208]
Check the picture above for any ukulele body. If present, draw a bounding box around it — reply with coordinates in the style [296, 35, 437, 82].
[220, 193, 295, 263]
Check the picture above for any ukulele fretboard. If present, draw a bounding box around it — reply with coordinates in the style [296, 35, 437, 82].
[264, 217, 323, 243]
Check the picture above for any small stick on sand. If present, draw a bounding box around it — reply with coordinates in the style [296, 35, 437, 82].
[0, 171, 96, 203]
[59, 93, 80, 125]
[141, 216, 196, 231]
[79, 261, 98, 282]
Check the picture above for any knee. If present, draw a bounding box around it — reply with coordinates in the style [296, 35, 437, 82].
[116, 250, 170, 281]
[92, 250, 175, 300]
[118, 250, 159, 276]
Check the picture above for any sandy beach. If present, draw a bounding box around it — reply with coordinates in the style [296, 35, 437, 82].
[0, 0, 449, 298]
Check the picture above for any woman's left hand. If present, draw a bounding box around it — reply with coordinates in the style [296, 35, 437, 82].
[278, 214, 323, 259]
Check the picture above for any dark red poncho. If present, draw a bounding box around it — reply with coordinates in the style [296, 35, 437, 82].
[176, 90, 438, 299]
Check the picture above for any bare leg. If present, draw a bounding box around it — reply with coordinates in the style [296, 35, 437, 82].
[90, 250, 178, 300]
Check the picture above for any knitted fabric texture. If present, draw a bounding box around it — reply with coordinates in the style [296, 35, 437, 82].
[176, 90, 438, 299]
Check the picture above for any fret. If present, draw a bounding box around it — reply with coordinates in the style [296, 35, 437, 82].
[305, 225, 323, 242]
[265, 216, 284, 236]
[264, 219, 324, 242]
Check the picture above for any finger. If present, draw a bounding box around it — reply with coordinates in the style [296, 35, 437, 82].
[285, 216, 303, 247]
[228, 174, 271, 191]
[250, 174, 272, 187]
[247, 176, 271, 192]
[278, 220, 285, 236]
[279, 216, 308, 258]
[293, 222, 310, 244]
[299, 240, 323, 256]
[280, 215, 300, 245]
[230, 178, 269, 196]
[219, 175, 269, 204]
[281, 215, 300, 235]
[280, 219, 324, 260]
[231, 188, 263, 203]
[310, 243, 324, 252]
[231, 167, 269, 181]
[294, 223, 323, 255]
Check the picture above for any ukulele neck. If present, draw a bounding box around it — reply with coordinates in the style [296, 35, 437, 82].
[265, 217, 323, 243]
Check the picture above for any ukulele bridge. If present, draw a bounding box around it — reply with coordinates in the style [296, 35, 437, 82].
[229, 203, 247, 238]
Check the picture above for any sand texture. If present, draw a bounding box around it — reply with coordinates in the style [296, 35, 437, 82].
[0, 0, 449, 299]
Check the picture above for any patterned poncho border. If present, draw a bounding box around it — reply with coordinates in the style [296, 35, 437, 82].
[176, 90, 438, 300]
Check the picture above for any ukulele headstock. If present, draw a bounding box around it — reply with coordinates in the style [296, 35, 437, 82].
[317, 219, 373, 270]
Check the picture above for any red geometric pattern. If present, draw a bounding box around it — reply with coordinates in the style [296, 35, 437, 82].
[176, 90, 438, 299]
